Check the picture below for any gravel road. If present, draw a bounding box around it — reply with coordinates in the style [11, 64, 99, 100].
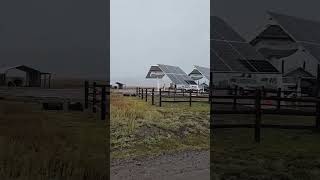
[111, 150, 209, 180]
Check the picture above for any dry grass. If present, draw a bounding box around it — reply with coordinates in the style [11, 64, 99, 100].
[0, 100, 107, 180]
[50, 78, 107, 89]
[111, 93, 210, 159]
[213, 115, 320, 180]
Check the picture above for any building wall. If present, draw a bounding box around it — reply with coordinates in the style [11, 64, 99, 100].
[213, 72, 281, 88]
[27, 71, 41, 87]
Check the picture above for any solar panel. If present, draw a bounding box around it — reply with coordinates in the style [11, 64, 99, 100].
[156, 64, 197, 85]
[268, 12, 320, 44]
[211, 16, 279, 74]
[239, 59, 257, 72]
[300, 43, 320, 61]
[166, 74, 181, 84]
[211, 30, 225, 40]
[211, 50, 232, 72]
[194, 65, 210, 80]
[185, 80, 197, 85]
[248, 60, 279, 72]
[211, 40, 250, 72]
[146, 65, 165, 78]
[266, 12, 320, 67]
[211, 16, 245, 42]
[229, 42, 266, 60]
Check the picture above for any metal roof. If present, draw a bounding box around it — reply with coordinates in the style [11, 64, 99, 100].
[0, 65, 50, 74]
[211, 16, 279, 73]
[146, 64, 197, 85]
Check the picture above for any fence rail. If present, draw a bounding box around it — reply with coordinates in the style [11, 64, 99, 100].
[211, 87, 320, 143]
[136, 87, 209, 107]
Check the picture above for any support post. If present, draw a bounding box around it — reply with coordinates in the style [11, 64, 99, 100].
[277, 88, 281, 111]
[92, 82, 97, 113]
[48, 74, 51, 88]
[189, 90, 192, 107]
[233, 85, 238, 110]
[145, 88, 148, 102]
[141, 88, 144, 100]
[85, 81, 89, 109]
[255, 89, 261, 143]
[101, 86, 106, 120]
[44, 74, 47, 89]
[316, 96, 320, 130]
[152, 88, 155, 105]
[159, 88, 162, 107]
[316, 64, 320, 97]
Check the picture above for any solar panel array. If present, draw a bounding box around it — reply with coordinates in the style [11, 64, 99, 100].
[194, 65, 210, 80]
[211, 16, 279, 73]
[268, 12, 320, 44]
[157, 64, 197, 85]
[146, 65, 165, 78]
[268, 12, 320, 63]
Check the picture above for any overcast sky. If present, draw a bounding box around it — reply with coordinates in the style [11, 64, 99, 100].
[1, 1, 320, 83]
[111, 0, 210, 85]
[0, 0, 108, 79]
[211, 0, 320, 40]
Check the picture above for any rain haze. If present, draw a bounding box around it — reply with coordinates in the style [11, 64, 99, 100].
[111, 0, 210, 86]
[0, 0, 109, 80]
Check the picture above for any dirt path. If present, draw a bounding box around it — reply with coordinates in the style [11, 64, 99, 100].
[111, 150, 209, 180]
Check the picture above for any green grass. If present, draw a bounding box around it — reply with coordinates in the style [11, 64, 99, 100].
[0, 100, 107, 179]
[111, 93, 210, 159]
[213, 114, 320, 180]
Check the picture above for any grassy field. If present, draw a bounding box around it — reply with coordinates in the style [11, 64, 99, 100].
[111, 92, 210, 159]
[49, 77, 107, 89]
[213, 114, 320, 180]
[0, 100, 107, 180]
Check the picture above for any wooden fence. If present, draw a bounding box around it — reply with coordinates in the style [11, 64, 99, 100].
[210, 87, 320, 143]
[136, 87, 209, 107]
[84, 81, 109, 120]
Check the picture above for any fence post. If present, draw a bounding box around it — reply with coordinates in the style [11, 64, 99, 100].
[182, 89, 185, 96]
[316, 97, 320, 130]
[174, 88, 176, 102]
[92, 82, 97, 113]
[159, 88, 162, 107]
[101, 86, 106, 120]
[145, 88, 148, 102]
[277, 88, 281, 111]
[189, 90, 192, 107]
[255, 89, 261, 143]
[141, 88, 144, 100]
[138, 87, 140, 98]
[233, 85, 238, 110]
[152, 88, 155, 105]
[136, 87, 138, 96]
[84, 81, 89, 109]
